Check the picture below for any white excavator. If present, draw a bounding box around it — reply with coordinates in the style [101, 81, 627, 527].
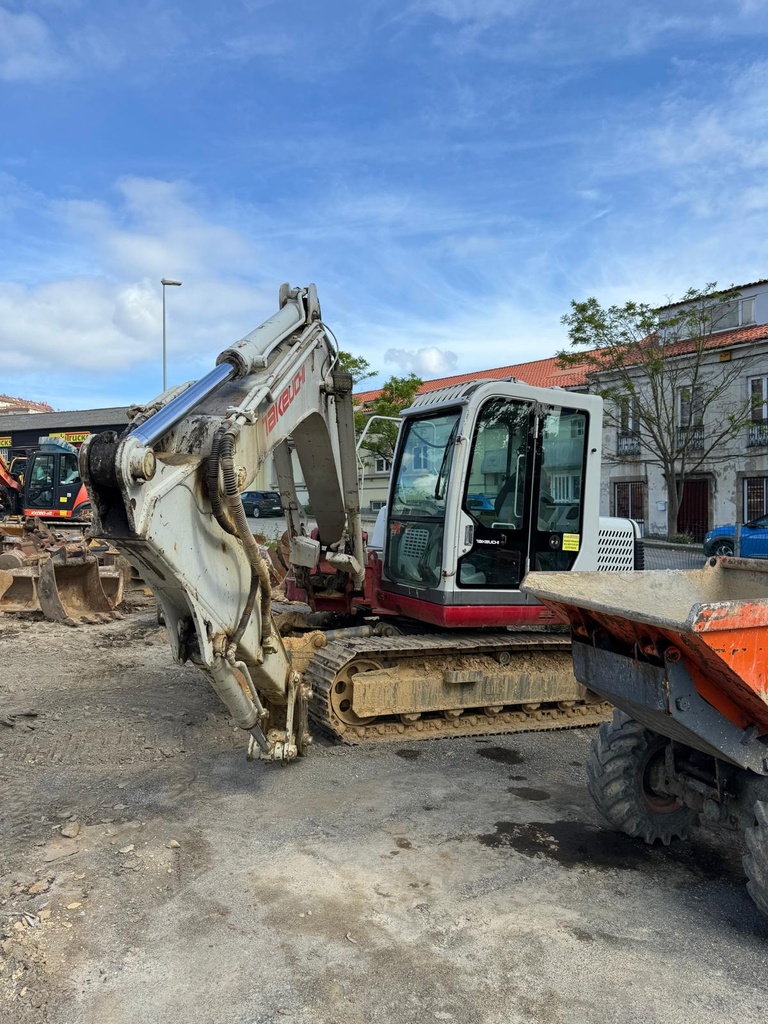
[80, 284, 638, 763]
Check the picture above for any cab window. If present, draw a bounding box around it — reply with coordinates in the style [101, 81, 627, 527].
[27, 455, 55, 507]
[59, 454, 81, 486]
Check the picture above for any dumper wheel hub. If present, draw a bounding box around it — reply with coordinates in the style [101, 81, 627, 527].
[640, 748, 681, 814]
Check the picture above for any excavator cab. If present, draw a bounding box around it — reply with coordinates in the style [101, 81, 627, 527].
[378, 379, 604, 627]
[22, 438, 91, 521]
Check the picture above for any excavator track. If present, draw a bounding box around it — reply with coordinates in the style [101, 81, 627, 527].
[306, 631, 611, 744]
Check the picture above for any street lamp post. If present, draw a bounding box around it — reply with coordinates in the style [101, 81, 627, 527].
[161, 278, 182, 392]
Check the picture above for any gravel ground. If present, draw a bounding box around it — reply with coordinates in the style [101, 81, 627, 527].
[1, 593, 767, 1024]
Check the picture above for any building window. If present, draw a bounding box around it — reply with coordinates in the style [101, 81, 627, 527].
[749, 376, 768, 447]
[712, 297, 756, 332]
[412, 445, 430, 471]
[373, 456, 392, 474]
[745, 477, 768, 521]
[614, 481, 646, 533]
[677, 387, 704, 448]
[370, 500, 386, 512]
[549, 473, 582, 503]
[617, 395, 640, 455]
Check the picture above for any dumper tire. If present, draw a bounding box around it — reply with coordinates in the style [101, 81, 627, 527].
[587, 710, 697, 846]
[744, 800, 768, 920]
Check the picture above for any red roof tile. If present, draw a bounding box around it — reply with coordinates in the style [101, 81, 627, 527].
[354, 354, 592, 405]
[0, 394, 53, 414]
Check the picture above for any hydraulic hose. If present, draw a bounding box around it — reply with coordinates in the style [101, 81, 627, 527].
[219, 429, 274, 646]
[207, 427, 237, 537]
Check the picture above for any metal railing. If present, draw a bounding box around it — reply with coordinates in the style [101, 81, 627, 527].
[617, 433, 640, 456]
[676, 426, 704, 449]
[748, 420, 768, 447]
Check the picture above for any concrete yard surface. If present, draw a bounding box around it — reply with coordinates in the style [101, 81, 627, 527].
[1, 602, 767, 1024]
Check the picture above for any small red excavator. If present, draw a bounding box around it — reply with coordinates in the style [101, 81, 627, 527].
[1, 437, 90, 522]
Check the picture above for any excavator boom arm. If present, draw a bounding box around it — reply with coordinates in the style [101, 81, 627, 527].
[80, 284, 363, 762]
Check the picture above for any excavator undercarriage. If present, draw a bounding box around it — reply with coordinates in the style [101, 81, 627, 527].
[295, 630, 611, 743]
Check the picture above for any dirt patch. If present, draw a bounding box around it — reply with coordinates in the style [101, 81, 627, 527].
[395, 748, 422, 761]
[507, 786, 551, 802]
[477, 819, 651, 868]
[477, 745, 525, 766]
[1, 591, 766, 1024]
[476, 819, 742, 883]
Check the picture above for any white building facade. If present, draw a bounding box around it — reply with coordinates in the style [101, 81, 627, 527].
[596, 280, 768, 539]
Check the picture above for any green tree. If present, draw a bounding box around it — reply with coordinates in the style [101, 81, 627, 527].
[560, 283, 757, 539]
[337, 350, 376, 387]
[357, 373, 423, 462]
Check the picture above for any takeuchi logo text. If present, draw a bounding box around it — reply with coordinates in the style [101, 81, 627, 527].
[265, 367, 306, 434]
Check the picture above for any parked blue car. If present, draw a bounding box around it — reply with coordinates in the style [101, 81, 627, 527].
[467, 493, 496, 513]
[703, 514, 768, 557]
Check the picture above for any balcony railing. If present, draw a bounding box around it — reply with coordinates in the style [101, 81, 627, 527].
[748, 420, 768, 447]
[677, 426, 704, 449]
[617, 432, 640, 456]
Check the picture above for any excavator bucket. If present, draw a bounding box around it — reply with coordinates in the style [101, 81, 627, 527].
[0, 564, 40, 612]
[0, 556, 123, 624]
[37, 557, 117, 624]
[0, 521, 125, 625]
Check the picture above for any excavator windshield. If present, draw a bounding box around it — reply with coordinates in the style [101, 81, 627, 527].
[385, 410, 461, 588]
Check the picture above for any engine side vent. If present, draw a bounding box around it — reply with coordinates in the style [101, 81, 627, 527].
[597, 516, 638, 572]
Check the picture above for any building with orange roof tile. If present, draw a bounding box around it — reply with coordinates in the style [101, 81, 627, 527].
[353, 354, 592, 408]
[0, 394, 53, 415]
[588, 281, 768, 540]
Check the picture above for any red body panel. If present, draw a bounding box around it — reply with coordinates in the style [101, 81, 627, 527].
[284, 550, 562, 628]
[371, 588, 560, 628]
[24, 484, 89, 519]
[0, 458, 20, 494]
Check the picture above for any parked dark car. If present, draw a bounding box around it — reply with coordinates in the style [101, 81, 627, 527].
[241, 490, 283, 518]
[703, 514, 768, 557]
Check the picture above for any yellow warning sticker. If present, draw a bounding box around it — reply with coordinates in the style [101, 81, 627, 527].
[59, 496, 67, 503]
[562, 533, 580, 552]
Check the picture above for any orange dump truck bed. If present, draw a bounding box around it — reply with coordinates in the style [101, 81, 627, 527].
[523, 557, 768, 773]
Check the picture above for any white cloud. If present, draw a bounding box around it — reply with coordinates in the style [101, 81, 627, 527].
[223, 31, 295, 59]
[384, 345, 458, 377]
[0, 7, 67, 80]
[0, 177, 280, 406]
[399, 0, 768, 63]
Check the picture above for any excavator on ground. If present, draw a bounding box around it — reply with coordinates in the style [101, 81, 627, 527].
[0, 439, 122, 624]
[80, 283, 638, 764]
[0, 437, 90, 521]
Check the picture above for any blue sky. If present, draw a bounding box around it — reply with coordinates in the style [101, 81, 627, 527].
[2, 0, 768, 409]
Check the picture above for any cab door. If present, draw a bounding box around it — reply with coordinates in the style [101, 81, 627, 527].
[23, 452, 56, 514]
[54, 452, 83, 516]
